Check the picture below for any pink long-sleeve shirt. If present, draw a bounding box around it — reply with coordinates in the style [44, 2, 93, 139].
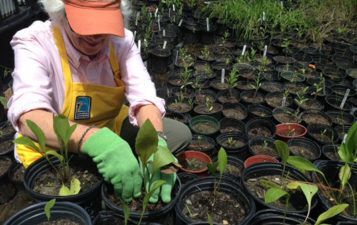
[7, 20, 165, 131]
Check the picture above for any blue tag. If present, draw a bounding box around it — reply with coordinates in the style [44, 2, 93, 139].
[74, 96, 91, 120]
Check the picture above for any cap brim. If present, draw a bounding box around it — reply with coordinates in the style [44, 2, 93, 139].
[65, 4, 124, 37]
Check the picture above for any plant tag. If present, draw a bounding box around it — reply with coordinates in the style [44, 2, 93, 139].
[263, 45, 268, 57]
[163, 41, 167, 50]
[206, 17, 210, 32]
[221, 69, 225, 83]
[282, 96, 287, 107]
[138, 40, 141, 53]
[135, 12, 140, 26]
[169, 8, 171, 18]
[263, 12, 266, 21]
[178, 19, 183, 27]
[133, 30, 137, 39]
[144, 39, 147, 48]
[340, 89, 350, 109]
[175, 50, 179, 64]
[173, 4, 176, 11]
[280, 1, 283, 8]
[241, 45, 247, 56]
[158, 16, 161, 31]
[155, 8, 158, 17]
[163, 29, 166, 37]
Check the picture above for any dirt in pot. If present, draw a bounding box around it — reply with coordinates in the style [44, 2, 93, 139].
[167, 102, 192, 113]
[0, 139, 13, 155]
[0, 157, 12, 177]
[248, 127, 272, 138]
[223, 164, 242, 177]
[182, 190, 246, 224]
[33, 166, 100, 196]
[274, 112, 299, 124]
[192, 123, 217, 134]
[245, 175, 307, 211]
[221, 126, 244, 133]
[289, 146, 317, 160]
[302, 114, 331, 126]
[180, 158, 208, 171]
[221, 138, 245, 149]
[310, 132, 334, 144]
[222, 108, 246, 120]
[38, 218, 81, 225]
[188, 140, 215, 152]
[251, 144, 278, 157]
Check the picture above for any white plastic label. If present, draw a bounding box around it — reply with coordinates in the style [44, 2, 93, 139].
[163, 41, 167, 50]
[155, 8, 158, 17]
[263, 45, 268, 57]
[206, 18, 210, 32]
[158, 16, 161, 31]
[169, 8, 171, 18]
[135, 12, 140, 26]
[282, 96, 287, 107]
[178, 19, 183, 27]
[163, 29, 166, 37]
[138, 40, 141, 53]
[241, 45, 247, 56]
[262, 12, 266, 21]
[134, 30, 137, 38]
[175, 50, 179, 64]
[340, 89, 350, 109]
[173, 4, 176, 11]
[221, 69, 225, 83]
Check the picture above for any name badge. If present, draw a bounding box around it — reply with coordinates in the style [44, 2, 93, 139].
[74, 96, 91, 120]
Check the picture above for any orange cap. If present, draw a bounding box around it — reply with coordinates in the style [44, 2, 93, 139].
[65, 0, 124, 37]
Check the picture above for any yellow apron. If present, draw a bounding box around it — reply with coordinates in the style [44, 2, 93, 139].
[16, 27, 128, 168]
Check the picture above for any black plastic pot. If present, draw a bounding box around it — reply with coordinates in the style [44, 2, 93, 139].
[307, 124, 338, 145]
[216, 132, 248, 157]
[0, 155, 12, 179]
[175, 176, 255, 225]
[326, 111, 355, 126]
[0, 180, 17, 205]
[4, 201, 92, 225]
[222, 102, 248, 121]
[265, 92, 293, 109]
[23, 155, 102, 206]
[245, 119, 276, 139]
[248, 137, 278, 158]
[216, 89, 240, 104]
[177, 172, 199, 187]
[213, 155, 244, 181]
[193, 102, 223, 118]
[260, 81, 284, 93]
[219, 117, 245, 134]
[147, 46, 171, 74]
[101, 178, 181, 223]
[325, 95, 353, 112]
[247, 104, 273, 120]
[272, 107, 300, 124]
[321, 144, 341, 161]
[301, 111, 332, 127]
[240, 90, 265, 105]
[189, 115, 220, 136]
[242, 163, 318, 214]
[312, 160, 357, 222]
[93, 210, 162, 225]
[287, 138, 321, 161]
[187, 134, 216, 155]
[245, 209, 316, 225]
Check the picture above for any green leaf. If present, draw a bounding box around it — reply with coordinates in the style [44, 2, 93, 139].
[14, 136, 41, 153]
[44, 199, 56, 221]
[64, 124, 77, 147]
[207, 162, 218, 176]
[207, 213, 214, 225]
[58, 177, 81, 196]
[45, 150, 64, 162]
[26, 120, 46, 152]
[315, 204, 349, 225]
[338, 144, 351, 163]
[264, 187, 289, 204]
[338, 164, 351, 190]
[217, 147, 228, 176]
[53, 115, 70, 149]
[135, 119, 158, 165]
[338, 122, 357, 163]
[287, 156, 324, 176]
[274, 140, 289, 163]
[143, 180, 166, 211]
[152, 145, 176, 174]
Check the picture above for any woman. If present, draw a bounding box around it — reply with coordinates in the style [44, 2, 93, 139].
[7, 0, 191, 203]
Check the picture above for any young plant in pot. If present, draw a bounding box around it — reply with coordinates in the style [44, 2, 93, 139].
[312, 123, 357, 222]
[167, 90, 193, 114]
[176, 148, 255, 224]
[4, 199, 92, 225]
[216, 66, 239, 104]
[193, 96, 223, 117]
[16, 115, 102, 202]
[243, 140, 323, 216]
[102, 119, 180, 224]
[197, 45, 214, 62]
[240, 73, 264, 104]
[177, 150, 212, 175]
[275, 123, 308, 142]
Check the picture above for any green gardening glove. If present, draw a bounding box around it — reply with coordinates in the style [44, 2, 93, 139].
[82, 127, 142, 202]
[142, 136, 177, 204]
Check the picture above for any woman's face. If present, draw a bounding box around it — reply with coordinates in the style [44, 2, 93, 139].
[64, 19, 109, 57]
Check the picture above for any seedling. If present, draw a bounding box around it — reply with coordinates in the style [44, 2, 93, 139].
[14, 115, 81, 196]
[135, 119, 179, 224]
[204, 96, 214, 112]
[200, 46, 212, 60]
[294, 86, 309, 114]
[250, 73, 262, 98]
[311, 73, 325, 99]
[227, 66, 239, 96]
